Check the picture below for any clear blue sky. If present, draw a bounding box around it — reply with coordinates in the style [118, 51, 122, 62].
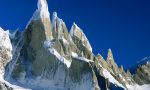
[0, 0, 150, 68]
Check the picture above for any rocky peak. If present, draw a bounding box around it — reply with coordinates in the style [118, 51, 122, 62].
[33, 0, 50, 20]
[126, 69, 132, 77]
[70, 23, 92, 52]
[52, 12, 69, 39]
[26, 0, 52, 41]
[119, 65, 124, 72]
[97, 53, 105, 60]
[106, 49, 119, 74]
[107, 49, 114, 61]
[119, 65, 126, 76]
[96, 53, 109, 70]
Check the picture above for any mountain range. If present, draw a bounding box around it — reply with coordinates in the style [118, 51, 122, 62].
[0, 0, 150, 90]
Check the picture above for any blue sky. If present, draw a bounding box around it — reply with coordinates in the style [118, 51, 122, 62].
[0, 0, 150, 68]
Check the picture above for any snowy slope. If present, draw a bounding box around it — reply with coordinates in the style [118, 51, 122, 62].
[126, 84, 150, 90]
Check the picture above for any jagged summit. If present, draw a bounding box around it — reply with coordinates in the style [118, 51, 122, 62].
[107, 49, 114, 61]
[51, 12, 69, 39]
[26, 0, 51, 29]
[33, 0, 50, 20]
[70, 23, 92, 52]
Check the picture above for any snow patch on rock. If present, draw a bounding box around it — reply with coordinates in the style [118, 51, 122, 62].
[71, 52, 93, 63]
[0, 27, 12, 51]
[44, 40, 71, 68]
[102, 68, 125, 89]
[126, 84, 150, 90]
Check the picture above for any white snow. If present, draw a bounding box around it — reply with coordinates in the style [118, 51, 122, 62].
[0, 27, 12, 51]
[71, 52, 93, 63]
[44, 40, 54, 48]
[48, 48, 71, 68]
[61, 38, 69, 44]
[126, 84, 150, 90]
[71, 52, 78, 57]
[0, 73, 30, 90]
[70, 23, 92, 52]
[44, 40, 71, 68]
[102, 68, 125, 89]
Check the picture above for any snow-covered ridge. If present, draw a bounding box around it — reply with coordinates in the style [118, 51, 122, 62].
[71, 52, 93, 62]
[102, 68, 125, 89]
[44, 40, 71, 68]
[126, 84, 150, 90]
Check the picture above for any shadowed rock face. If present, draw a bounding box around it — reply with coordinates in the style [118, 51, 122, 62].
[10, 18, 53, 78]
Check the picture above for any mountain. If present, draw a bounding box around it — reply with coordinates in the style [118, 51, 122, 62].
[129, 57, 150, 85]
[0, 0, 150, 90]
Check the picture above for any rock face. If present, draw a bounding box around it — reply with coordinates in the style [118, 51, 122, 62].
[0, 0, 150, 90]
